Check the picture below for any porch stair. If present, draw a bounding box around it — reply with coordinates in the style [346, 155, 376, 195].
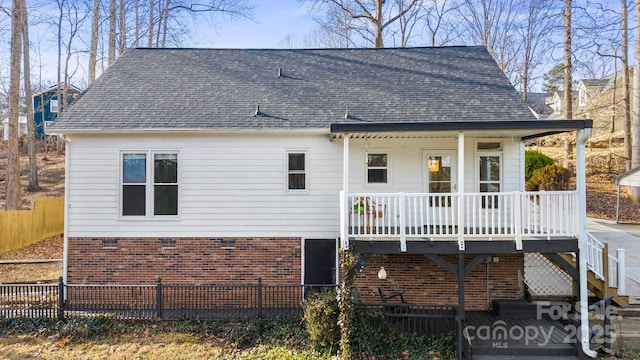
[544, 252, 629, 307]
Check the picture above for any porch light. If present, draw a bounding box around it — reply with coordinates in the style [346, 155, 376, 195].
[428, 158, 440, 172]
[378, 267, 387, 280]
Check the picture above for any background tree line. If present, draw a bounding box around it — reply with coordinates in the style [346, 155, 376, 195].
[2, 0, 639, 209]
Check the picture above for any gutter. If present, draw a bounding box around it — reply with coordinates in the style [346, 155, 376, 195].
[47, 127, 331, 136]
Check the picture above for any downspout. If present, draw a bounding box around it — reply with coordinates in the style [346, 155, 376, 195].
[62, 134, 70, 297]
[577, 128, 598, 358]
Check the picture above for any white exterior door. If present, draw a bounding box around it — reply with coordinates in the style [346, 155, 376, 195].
[423, 151, 457, 231]
[424, 150, 456, 194]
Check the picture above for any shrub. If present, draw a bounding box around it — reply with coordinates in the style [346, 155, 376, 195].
[303, 289, 340, 351]
[525, 150, 554, 182]
[526, 164, 572, 191]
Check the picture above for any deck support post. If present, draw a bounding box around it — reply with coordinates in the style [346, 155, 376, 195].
[457, 253, 466, 360]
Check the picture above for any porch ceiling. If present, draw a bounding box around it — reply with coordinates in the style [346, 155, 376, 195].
[330, 119, 593, 140]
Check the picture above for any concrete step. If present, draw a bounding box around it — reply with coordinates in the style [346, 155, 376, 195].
[471, 343, 577, 357]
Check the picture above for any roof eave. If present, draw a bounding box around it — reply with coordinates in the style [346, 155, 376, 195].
[330, 120, 593, 140]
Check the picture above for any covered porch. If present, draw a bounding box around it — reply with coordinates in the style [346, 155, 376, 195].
[333, 121, 597, 359]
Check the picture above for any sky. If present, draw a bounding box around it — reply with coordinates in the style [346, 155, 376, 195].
[25, 0, 318, 87]
[186, 0, 317, 49]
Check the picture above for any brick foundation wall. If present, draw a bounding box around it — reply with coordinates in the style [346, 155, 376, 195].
[67, 237, 301, 285]
[353, 253, 524, 311]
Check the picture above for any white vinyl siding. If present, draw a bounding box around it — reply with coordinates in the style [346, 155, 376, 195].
[66, 134, 342, 238]
[65, 133, 525, 239]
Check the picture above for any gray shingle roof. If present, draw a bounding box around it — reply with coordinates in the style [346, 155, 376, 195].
[52, 46, 538, 132]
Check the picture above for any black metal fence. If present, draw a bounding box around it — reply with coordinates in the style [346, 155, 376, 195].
[0, 278, 336, 320]
[362, 303, 457, 337]
[0, 279, 457, 341]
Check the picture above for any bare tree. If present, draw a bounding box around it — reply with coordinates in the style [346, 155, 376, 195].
[621, 0, 631, 171]
[147, 0, 154, 46]
[6, 0, 23, 210]
[22, 3, 37, 191]
[108, 0, 116, 64]
[147, 0, 252, 48]
[422, 0, 459, 46]
[310, 0, 420, 48]
[89, 0, 100, 83]
[562, 0, 572, 168]
[119, 0, 125, 55]
[393, 0, 423, 47]
[516, 0, 555, 102]
[456, 0, 522, 72]
[309, 5, 361, 47]
[632, 0, 640, 200]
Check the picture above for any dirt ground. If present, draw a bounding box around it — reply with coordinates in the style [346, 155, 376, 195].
[0, 147, 65, 210]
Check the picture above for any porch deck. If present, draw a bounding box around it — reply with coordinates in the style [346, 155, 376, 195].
[466, 311, 580, 359]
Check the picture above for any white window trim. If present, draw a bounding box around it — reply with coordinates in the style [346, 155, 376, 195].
[119, 150, 181, 220]
[365, 149, 391, 186]
[285, 149, 309, 194]
[49, 98, 58, 113]
[475, 140, 503, 193]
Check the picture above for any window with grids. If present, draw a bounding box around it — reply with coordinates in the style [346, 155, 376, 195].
[478, 142, 501, 209]
[367, 153, 388, 184]
[287, 151, 307, 191]
[49, 98, 59, 113]
[121, 151, 178, 217]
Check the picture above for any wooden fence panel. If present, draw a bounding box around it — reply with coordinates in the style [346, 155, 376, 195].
[0, 197, 64, 254]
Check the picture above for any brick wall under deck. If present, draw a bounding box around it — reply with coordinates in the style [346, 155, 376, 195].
[67, 237, 301, 285]
[353, 253, 524, 311]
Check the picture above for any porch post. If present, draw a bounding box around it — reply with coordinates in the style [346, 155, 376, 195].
[341, 134, 350, 249]
[576, 129, 597, 358]
[457, 132, 465, 251]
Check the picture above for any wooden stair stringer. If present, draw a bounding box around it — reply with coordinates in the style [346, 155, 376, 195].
[543, 253, 629, 307]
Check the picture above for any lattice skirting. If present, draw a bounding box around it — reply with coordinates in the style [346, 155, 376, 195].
[524, 253, 573, 297]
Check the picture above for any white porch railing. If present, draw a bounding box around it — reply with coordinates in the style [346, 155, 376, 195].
[342, 191, 578, 250]
[586, 232, 626, 295]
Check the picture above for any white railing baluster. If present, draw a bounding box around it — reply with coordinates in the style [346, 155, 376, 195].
[343, 191, 579, 246]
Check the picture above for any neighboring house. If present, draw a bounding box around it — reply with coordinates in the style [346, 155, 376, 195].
[545, 90, 579, 119]
[545, 69, 635, 141]
[33, 84, 82, 139]
[1, 116, 28, 141]
[51, 47, 598, 358]
[523, 92, 552, 119]
[577, 79, 608, 109]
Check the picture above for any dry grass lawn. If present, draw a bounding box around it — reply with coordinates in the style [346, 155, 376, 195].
[0, 333, 325, 360]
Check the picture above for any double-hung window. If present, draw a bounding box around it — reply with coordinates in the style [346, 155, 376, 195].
[287, 151, 307, 192]
[121, 151, 179, 217]
[367, 153, 388, 184]
[49, 98, 59, 113]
